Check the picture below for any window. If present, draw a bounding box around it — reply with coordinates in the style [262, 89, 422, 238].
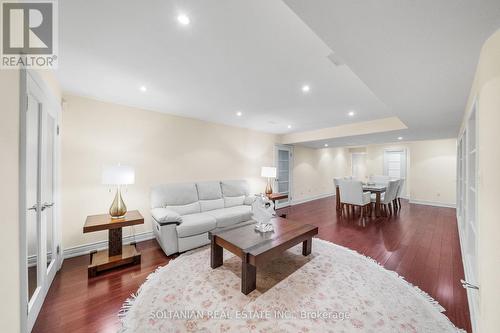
[383, 149, 407, 194]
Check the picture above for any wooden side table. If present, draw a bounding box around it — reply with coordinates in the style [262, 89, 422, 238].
[266, 193, 289, 218]
[83, 210, 144, 278]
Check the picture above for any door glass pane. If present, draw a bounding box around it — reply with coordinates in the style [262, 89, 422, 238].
[26, 96, 40, 302]
[277, 149, 289, 194]
[278, 160, 289, 171]
[275, 147, 291, 209]
[44, 114, 55, 267]
[278, 150, 288, 161]
[278, 181, 289, 193]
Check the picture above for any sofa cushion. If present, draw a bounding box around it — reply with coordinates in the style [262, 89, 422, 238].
[200, 198, 224, 212]
[196, 181, 223, 200]
[221, 180, 249, 197]
[205, 205, 252, 228]
[166, 202, 200, 215]
[150, 183, 199, 208]
[224, 195, 245, 208]
[176, 213, 216, 237]
[151, 208, 182, 224]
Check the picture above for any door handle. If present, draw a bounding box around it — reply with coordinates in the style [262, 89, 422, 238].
[460, 279, 479, 290]
[27, 204, 39, 212]
[41, 202, 55, 211]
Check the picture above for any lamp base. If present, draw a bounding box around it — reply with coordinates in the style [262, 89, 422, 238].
[109, 188, 127, 219]
[265, 179, 273, 195]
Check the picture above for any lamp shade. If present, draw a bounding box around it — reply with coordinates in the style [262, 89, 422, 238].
[261, 166, 277, 178]
[102, 165, 135, 185]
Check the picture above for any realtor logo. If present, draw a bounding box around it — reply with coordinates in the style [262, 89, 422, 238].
[1, 0, 58, 68]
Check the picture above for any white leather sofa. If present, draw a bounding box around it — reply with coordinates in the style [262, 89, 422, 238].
[151, 180, 255, 255]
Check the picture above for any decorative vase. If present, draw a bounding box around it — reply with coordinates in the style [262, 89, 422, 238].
[109, 187, 127, 219]
[265, 178, 273, 195]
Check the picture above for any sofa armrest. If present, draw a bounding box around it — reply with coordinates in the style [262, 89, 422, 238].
[243, 196, 256, 206]
[151, 208, 182, 225]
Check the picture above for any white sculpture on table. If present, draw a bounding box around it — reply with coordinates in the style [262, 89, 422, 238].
[252, 194, 276, 232]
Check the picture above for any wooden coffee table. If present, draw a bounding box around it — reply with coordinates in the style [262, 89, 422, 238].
[208, 217, 318, 294]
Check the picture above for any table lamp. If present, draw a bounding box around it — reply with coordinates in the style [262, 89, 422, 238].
[261, 166, 277, 195]
[102, 164, 135, 219]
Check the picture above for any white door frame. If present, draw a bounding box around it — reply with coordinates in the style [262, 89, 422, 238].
[19, 69, 62, 333]
[273, 144, 293, 208]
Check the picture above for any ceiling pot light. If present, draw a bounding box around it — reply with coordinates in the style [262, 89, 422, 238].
[324, 144, 328, 147]
[139, 86, 147, 92]
[236, 111, 243, 117]
[348, 111, 355, 117]
[301, 85, 310, 93]
[177, 14, 190, 25]
[287, 125, 292, 129]
[398, 136, 403, 140]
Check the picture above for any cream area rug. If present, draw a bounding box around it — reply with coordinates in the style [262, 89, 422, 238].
[119, 239, 464, 332]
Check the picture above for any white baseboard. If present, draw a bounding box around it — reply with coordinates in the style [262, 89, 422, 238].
[62, 230, 155, 260]
[409, 199, 456, 208]
[291, 192, 334, 206]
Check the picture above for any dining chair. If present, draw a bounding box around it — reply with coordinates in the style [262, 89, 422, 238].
[333, 177, 342, 211]
[395, 178, 405, 210]
[371, 179, 399, 216]
[391, 179, 402, 213]
[339, 179, 371, 218]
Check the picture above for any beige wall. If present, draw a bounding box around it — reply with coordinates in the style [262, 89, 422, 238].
[292, 138, 456, 206]
[0, 70, 21, 332]
[408, 139, 456, 205]
[292, 146, 351, 202]
[364, 139, 456, 205]
[61, 94, 278, 250]
[461, 29, 500, 333]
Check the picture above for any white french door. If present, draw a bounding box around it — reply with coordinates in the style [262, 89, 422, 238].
[457, 100, 479, 332]
[274, 145, 293, 208]
[23, 71, 61, 332]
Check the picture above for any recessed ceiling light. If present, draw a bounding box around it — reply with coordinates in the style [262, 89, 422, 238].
[324, 144, 329, 147]
[139, 86, 147, 92]
[301, 85, 310, 93]
[348, 111, 355, 117]
[177, 14, 190, 25]
[236, 111, 243, 117]
[397, 136, 403, 140]
[287, 124, 292, 129]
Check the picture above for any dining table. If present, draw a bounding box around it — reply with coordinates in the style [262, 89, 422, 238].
[335, 184, 387, 217]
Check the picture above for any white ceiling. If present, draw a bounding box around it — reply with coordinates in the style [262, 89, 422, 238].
[57, 1, 500, 144]
[57, 0, 390, 134]
[284, 0, 500, 147]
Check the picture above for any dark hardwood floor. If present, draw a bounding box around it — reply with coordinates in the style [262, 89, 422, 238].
[33, 198, 471, 333]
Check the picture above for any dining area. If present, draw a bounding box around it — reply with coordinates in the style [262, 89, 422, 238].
[334, 175, 405, 219]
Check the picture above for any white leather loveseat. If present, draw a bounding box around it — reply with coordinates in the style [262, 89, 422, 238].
[151, 180, 255, 255]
